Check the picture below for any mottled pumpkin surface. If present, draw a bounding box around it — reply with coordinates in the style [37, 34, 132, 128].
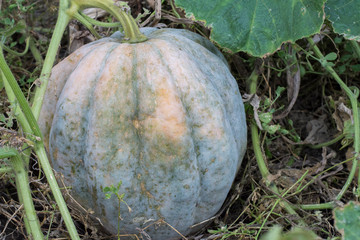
[38, 27, 247, 239]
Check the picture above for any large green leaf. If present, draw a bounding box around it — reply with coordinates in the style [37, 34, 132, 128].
[325, 0, 360, 41]
[174, 0, 325, 57]
[334, 201, 360, 240]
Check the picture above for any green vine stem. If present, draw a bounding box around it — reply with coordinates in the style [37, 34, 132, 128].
[1, 46, 81, 239]
[0, 148, 43, 239]
[170, 0, 182, 19]
[307, 37, 360, 199]
[71, 0, 147, 43]
[1, 37, 30, 57]
[79, 12, 123, 28]
[298, 156, 356, 210]
[1, 66, 34, 176]
[0, 71, 32, 140]
[31, 0, 72, 119]
[300, 202, 335, 210]
[72, 11, 102, 39]
[29, 38, 44, 65]
[0, 46, 41, 140]
[309, 133, 345, 149]
[33, 144, 80, 239]
[247, 69, 305, 226]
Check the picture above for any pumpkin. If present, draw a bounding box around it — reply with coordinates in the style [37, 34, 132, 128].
[39, 27, 247, 239]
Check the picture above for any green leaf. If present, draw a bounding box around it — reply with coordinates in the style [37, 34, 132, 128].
[324, 52, 337, 61]
[325, 0, 360, 41]
[259, 112, 273, 125]
[350, 64, 360, 72]
[319, 57, 335, 68]
[278, 128, 289, 135]
[264, 124, 280, 135]
[334, 201, 360, 240]
[9, 42, 17, 48]
[275, 86, 286, 98]
[0, 114, 6, 122]
[174, 0, 325, 56]
[119, 193, 125, 200]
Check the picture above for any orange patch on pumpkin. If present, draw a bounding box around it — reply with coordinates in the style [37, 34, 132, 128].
[153, 88, 187, 141]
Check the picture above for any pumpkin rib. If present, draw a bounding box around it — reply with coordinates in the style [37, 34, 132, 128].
[149, 37, 239, 223]
[40, 41, 107, 149]
[149, 41, 205, 226]
[86, 42, 152, 222]
[82, 43, 127, 212]
[142, 38, 201, 192]
[86, 43, 146, 229]
[127, 42, 157, 222]
[49, 43, 121, 208]
[132, 40, 201, 230]
[157, 30, 246, 169]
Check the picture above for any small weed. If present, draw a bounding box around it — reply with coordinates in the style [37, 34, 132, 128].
[102, 181, 131, 240]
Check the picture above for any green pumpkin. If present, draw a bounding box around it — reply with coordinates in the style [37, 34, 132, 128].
[39, 27, 247, 239]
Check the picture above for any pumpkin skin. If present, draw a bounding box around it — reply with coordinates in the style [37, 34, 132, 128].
[39, 27, 247, 239]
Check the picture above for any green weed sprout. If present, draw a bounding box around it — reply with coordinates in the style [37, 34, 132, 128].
[102, 181, 132, 240]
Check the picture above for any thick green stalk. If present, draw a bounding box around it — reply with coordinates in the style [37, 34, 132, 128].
[0, 148, 43, 239]
[0, 59, 33, 168]
[1, 71, 33, 165]
[31, 0, 71, 119]
[79, 12, 123, 28]
[0, 46, 42, 139]
[1, 29, 80, 239]
[71, 0, 147, 43]
[72, 11, 102, 39]
[33, 144, 80, 240]
[2, 150, 31, 236]
[0, 71, 32, 137]
[308, 37, 360, 199]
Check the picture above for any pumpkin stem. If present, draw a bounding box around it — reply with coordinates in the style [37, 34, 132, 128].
[71, 0, 147, 43]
